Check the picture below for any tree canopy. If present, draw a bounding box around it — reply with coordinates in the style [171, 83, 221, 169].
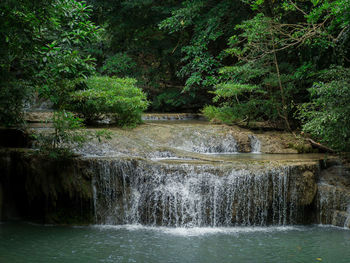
[1, 0, 349, 151]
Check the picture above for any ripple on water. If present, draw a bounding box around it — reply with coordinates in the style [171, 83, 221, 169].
[92, 224, 301, 236]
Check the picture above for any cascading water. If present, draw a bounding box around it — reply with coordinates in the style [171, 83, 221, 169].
[249, 135, 261, 153]
[317, 184, 350, 226]
[91, 158, 306, 227]
[316, 165, 350, 227]
[178, 132, 238, 153]
[344, 205, 350, 228]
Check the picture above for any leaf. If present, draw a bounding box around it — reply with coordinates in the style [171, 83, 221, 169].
[311, 0, 320, 6]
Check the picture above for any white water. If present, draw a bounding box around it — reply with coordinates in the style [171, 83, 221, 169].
[317, 183, 349, 225]
[93, 224, 299, 236]
[178, 133, 238, 153]
[344, 205, 350, 228]
[92, 159, 302, 226]
[249, 135, 261, 153]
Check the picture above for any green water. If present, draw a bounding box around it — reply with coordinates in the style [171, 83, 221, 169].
[0, 223, 349, 263]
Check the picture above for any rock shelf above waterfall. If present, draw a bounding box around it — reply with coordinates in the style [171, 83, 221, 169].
[72, 121, 311, 158]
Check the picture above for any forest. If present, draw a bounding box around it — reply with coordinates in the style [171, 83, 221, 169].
[1, 0, 349, 152]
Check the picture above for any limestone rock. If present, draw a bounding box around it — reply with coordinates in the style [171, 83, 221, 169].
[316, 165, 350, 228]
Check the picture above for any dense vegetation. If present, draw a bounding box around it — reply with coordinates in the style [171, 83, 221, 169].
[0, 0, 349, 151]
[68, 76, 148, 126]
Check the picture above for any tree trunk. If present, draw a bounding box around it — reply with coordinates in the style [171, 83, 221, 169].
[271, 37, 292, 132]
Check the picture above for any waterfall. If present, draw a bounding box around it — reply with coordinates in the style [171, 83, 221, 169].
[91, 158, 305, 226]
[317, 165, 350, 227]
[180, 133, 238, 153]
[249, 135, 261, 153]
[317, 184, 350, 226]
[344, 205, 350, 228]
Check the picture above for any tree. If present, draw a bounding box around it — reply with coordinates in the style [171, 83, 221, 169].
[0, 0, 102, 126]
[88, 0, 185, 109]
[89, 0, 250, 112]
[204, 0, 350, 130]
[298, 67, 350, 151]
[159, 0, 249, 102]
[32, 110, 112, 158]
[0, 0, 52, 126]
[36, 0, 102, 108]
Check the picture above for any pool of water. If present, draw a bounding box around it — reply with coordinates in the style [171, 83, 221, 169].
[1, 223, 349, 263]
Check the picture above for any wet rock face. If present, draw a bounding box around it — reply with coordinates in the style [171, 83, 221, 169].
[296, 170, 318, 206]
[0, 128, 30, 148]
[332, 210, 350, 228]
[25, 111, 54, 123]
[316, 165, 350, 228]
[0, 150, 94, 224]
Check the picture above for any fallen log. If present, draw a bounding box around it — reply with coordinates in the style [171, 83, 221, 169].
[307, 138, 335, 153]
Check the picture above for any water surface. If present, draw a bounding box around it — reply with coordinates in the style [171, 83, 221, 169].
[1, 223, 349, 263]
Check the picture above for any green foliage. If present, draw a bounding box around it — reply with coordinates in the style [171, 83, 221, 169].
[90, 0, 249, 111]
[205, 57, 284, 125]
[152, 88, 197, 112]
[298, 67, 350, 152]
[202, 105, 238, 125]
[213, 83, 261, 101]
[36, 0, 102, 108]
[89, 0, 183, 106]
[32, 110, 112, 158]
[0, 81, 31, 127]
[0, 0, 102, 126]
[205, 0, 350, 130]
[68, 76, 149, 126]
[32, 111, 87, 158]
[101, 53, 137, 77]
[178, 44, 220, 92]
[159, 0, 248, 93]
[0, 0, 51, 126]
[2, 0, 350, 154]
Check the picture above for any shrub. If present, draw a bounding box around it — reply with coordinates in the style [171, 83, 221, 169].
[68, 76, 149, 126]
[202, 73, 278, 125]
[202, 105, 237, 124]
[298, 67, 350, 152]
[32, 110, 89, 158]
[101, 53, 137, 77]
[32, 110, 111, 159]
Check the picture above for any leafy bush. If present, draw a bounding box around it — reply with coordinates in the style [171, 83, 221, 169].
[202, 105, 237, 124]
[203, 60, 282, 125]
[298, 67, 350, 152]
[68, 76, 149, 126]
[101, 53, 137, 77]
[32, 110, 111, 158]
